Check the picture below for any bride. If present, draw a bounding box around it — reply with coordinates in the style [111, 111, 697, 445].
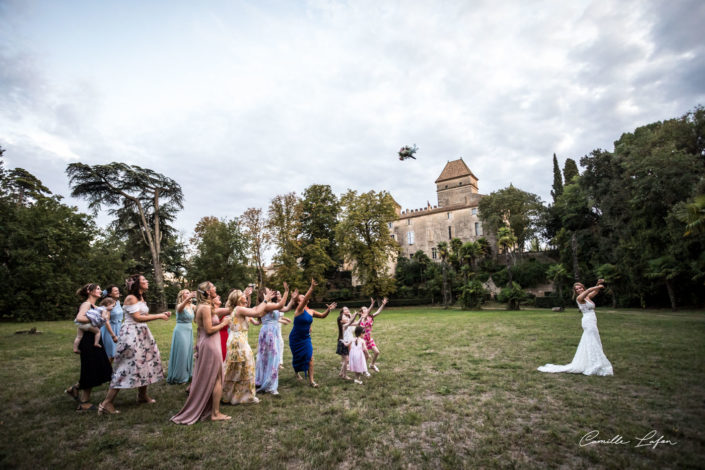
[538, 279, 613, 376]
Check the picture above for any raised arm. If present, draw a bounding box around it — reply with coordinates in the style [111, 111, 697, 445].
[264, 284, 289, 313]
[344, 311, 361, 328]
[368, 297, 375, 312]
[280, 288, 298, 313]
[577, 280, 604, 303]
[295, 279, 318, 315]
[235, 289, 275, 318]
[176, 291, 196, 313]
[311, 302, 337, 319]
[371, 297, 388, 318]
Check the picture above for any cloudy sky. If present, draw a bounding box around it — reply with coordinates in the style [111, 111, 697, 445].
[2, 0, 704, 241]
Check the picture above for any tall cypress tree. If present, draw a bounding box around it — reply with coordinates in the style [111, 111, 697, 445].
[551, 153, 563, 202]
[563, 158, 579, 184]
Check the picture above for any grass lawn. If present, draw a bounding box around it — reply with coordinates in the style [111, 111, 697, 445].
[1, 306, 704, 469]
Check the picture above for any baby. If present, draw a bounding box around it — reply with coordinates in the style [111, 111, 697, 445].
[73, 297, 118, 353]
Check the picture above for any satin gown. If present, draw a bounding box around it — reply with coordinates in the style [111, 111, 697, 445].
[171, 312, 224, 424]
[289, 310, 313, 374]
[166, 306, 195, 384]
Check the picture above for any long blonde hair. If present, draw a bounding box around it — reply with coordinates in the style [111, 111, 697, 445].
[197, 281, 214, 307]
[176, 289, 190, 305]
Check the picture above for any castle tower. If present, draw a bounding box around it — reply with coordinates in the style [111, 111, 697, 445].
[435, 158, 478, 208]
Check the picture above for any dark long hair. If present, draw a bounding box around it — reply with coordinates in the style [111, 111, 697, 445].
[104, 284, 120, 299]
[336, 309, 346, 341]
[76, 283, 98, 300]
[126, 274, 144, 301]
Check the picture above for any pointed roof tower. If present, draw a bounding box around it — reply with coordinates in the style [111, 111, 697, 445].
[435, 158, 478, 183]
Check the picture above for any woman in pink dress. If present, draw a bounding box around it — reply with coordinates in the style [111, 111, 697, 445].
[358, 297, 388, 372]
[171, 281, 232, 424]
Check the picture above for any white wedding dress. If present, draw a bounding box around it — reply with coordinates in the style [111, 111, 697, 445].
[538, 299, 613, 376]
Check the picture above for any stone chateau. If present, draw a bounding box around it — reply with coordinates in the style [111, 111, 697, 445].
[391, 158, 488, 262]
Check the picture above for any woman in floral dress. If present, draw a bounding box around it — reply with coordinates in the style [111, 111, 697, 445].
[358, 297, 388, 372]
[255, 289, 295, 394]
[221, 285, 288, 405]
[98, 274, 171, 415]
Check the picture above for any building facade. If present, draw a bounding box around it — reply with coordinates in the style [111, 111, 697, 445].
[391, 158, 488, 261]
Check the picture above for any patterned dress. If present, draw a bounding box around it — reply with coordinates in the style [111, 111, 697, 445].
[360, 315, 376, 350]
[110, 301, 165, 389]
[166, 306, 195, 384]
[221, 316, 257, 404]
[255, 310, 282, 393]
[100, 300, 123, 358]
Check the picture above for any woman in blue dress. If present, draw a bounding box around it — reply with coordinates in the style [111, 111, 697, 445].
[100, 285, 123, 362]
[255, 288, 295, 394]
[288, 279, 336, 388]
[167, 289, 197, 384]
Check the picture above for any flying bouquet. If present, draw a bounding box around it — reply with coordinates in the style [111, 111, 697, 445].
[398, 144, 418, 160]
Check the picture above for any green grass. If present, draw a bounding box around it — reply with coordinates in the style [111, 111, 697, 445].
[1, 306, 704, 469]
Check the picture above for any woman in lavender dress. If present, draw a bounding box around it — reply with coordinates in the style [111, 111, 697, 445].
[255, 289, 295, 394]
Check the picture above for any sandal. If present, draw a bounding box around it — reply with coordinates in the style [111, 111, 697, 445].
[137, 396, 156, 404]
[309, 381, 319, 388]
[98, 403, 120, 415]
[76, 402, 98, 412]
[64, 385, 80, 402]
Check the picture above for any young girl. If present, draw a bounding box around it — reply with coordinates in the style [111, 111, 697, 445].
[359, 297, 388, 372]
[73, 297, 118, 353]
[336, 307, 360, 380]
[347, 326, 369, 385]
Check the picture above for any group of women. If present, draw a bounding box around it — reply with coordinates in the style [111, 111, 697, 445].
[66, 275, 353, 424]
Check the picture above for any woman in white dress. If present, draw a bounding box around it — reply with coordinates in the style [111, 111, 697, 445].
[538, 279, 613, 376]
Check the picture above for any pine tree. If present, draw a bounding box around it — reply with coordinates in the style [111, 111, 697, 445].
[563, 158, 579, 184]
[551, 153, 563, 203]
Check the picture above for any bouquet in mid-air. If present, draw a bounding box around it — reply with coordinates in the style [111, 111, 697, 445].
[398, 144, 418, 160]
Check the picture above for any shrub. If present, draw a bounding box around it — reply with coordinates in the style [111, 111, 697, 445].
[497, 282, 528, 310]
[459, 280, 487, 310]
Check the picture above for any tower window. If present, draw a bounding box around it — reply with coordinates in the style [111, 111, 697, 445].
[432, 247, 437, 260]
[448, 226, 452, 239]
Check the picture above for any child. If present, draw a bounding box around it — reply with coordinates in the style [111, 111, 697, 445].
[73, 297, 118, 353]
[336, 307, 360, 380]
[347, 326, 369, 385]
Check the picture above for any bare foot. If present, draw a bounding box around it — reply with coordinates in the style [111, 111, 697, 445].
[137, 395, 156, 404]
[341, 375, 352, 381]
[295, 373, 303, 381]
[211, 413, 231, 421]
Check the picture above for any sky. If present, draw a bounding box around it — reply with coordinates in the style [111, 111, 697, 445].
[2, 0, 704, 245]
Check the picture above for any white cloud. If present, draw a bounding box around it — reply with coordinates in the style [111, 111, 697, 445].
[1, 0, 703, 244]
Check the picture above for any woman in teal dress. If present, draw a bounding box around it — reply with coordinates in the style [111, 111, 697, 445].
[167, 289, 197, 384]
[100, 285, 124, 361]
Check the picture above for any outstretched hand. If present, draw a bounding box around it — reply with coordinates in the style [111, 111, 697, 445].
[326, 302, 337, 311]
[264, 288, 274, 302]
[310, 278, 318, 287]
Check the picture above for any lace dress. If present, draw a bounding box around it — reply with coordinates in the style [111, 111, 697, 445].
[538, 299, 613, 376]
[348, 338, 368, 374]
[221, 316, 257, 404]
[110, 301, 165, 388]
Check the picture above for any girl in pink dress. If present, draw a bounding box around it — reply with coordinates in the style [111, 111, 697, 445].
[358, 297, 388, 373]
[347, 326, 369, 385]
